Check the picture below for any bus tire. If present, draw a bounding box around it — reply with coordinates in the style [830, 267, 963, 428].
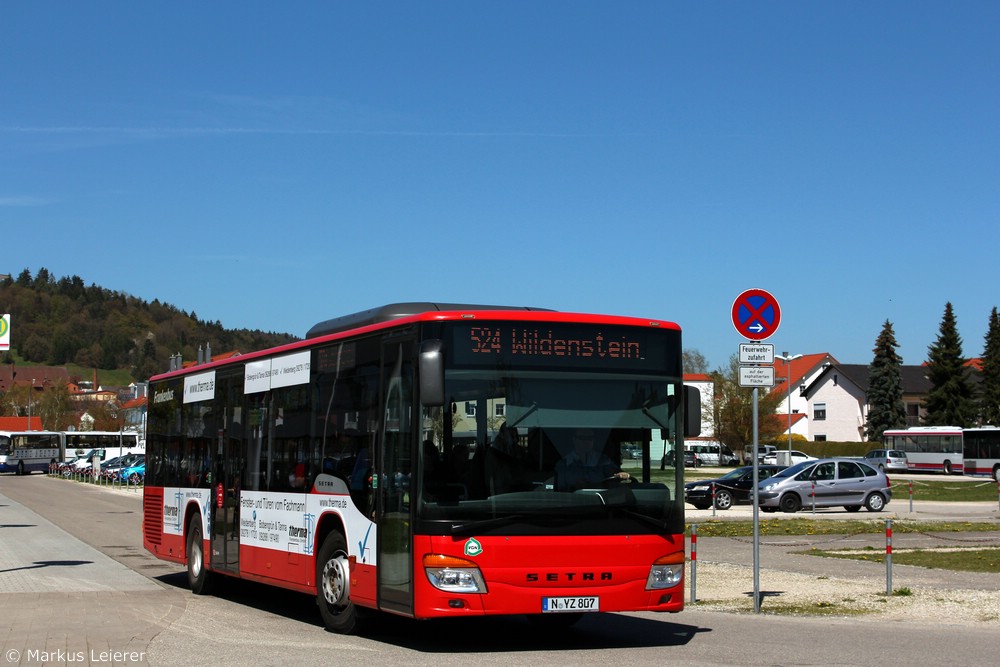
[317, 531, 361, 634]
[994, 466, 1000, 483]
[187, 514, 216, 595]
[943, 460, 953, 475]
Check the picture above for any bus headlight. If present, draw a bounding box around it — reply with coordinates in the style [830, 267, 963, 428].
[423, 554, 488, 594]
[646, 553, 684, 590]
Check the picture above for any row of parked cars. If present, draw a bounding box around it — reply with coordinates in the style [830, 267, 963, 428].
[684, 454, 894, 514]
[56, 450, 145, 483]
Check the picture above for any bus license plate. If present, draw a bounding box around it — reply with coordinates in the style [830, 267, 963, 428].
[542, 596, 599, 613]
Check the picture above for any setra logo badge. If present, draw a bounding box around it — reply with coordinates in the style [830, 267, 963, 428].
[464, 538, 483, 557]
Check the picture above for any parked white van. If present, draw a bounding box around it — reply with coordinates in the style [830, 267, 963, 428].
[686, 442, 739, 466]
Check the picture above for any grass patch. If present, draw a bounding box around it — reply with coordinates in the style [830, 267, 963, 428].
[687, 519, 1000, 538]
[799, 547, 1000, 572]
[696, 598, 875, 617]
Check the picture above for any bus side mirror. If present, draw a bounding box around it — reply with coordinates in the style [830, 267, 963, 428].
[684, 386, 701, 438]
[419, 339, 445, 407]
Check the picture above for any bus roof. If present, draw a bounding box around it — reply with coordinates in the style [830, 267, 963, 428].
[306, 302, 554, 339]
[150, 303, 681, 382]
[883, 426, 964, 434]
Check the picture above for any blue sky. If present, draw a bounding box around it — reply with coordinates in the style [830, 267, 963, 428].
[2, 1, 998, 370]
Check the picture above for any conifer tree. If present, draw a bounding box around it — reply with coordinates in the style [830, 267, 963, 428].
[980, 306, 1000, 425]
[923, 302, 976, 427]
[865, 320, 907, 441]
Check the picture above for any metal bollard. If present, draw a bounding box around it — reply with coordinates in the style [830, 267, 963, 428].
[885, 518, 893, 594]
[690, 524, 697, 603]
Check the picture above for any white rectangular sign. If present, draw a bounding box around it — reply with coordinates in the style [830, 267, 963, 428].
[739, 343, 774, 364]
[183, 370, 216, 403]
[271, 350, 311, 389]
[244, 350, 311, 394]
[739, 365, 775, 387]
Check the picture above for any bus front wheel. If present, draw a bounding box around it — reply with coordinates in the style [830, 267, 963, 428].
[187, 515, 216, 595]
[317, 531, 362, 634]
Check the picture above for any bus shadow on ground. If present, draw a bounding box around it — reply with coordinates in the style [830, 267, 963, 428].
[155, 571, 704, 651]
[367, 613, 705, 653]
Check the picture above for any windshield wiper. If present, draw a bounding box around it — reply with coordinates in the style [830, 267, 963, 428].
[446, 514, 531, 535]
[641, 398, 671, 434]
[507, 402, 538, 429]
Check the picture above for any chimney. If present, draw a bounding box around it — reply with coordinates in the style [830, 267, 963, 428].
[205, 342, 212, 363]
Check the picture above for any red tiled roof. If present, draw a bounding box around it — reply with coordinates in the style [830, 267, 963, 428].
[0, 416, 44, 431]
[181, 350, 242, 368]
[770, 353, 838, 397]
[121, 396, 147, 409]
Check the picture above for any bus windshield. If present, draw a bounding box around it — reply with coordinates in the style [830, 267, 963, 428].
[417, 367, 683, 535]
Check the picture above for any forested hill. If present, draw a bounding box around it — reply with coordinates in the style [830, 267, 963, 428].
[1, 268, 299, 381]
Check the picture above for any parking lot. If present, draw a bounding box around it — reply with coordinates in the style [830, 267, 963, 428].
[682, 467, 999, 522]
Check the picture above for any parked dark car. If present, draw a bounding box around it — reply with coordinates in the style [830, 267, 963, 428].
[685, 465, 786, 510]
[683, 451, 702, 468]
[662, 450, 700, 467]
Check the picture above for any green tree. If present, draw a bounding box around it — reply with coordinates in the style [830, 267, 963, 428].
[710, 354, 783, 454]
[923, 302, 976, 427]
[683, 349, 709, 374]
[37, 379, 74, 431]
[865, 320, 908, 441]
[979, 306, 1000, 425]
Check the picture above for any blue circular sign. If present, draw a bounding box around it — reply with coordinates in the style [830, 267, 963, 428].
[732, 289, 781, 340]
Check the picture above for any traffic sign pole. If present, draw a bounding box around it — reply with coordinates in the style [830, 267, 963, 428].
[732, 289, 781, 615]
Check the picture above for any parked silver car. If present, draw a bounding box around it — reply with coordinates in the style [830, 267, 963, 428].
[756, 458, 892, 513]
[862, 449, 908, 473]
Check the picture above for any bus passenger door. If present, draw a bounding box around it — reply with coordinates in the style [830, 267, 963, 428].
[377, 339, 415, 616]
[211, 403, 242, 573]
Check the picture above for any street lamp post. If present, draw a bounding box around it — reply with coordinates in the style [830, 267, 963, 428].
[28, 378, 35, 430]
[776, 353, 802, 464]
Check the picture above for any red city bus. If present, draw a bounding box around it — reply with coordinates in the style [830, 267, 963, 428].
[142, 303, 699, 633]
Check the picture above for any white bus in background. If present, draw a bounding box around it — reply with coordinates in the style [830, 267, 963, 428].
[962, 426, 1000, 482]
[0, 431, 65, 475]
[62, 430, 142, 470]
[882, 426, 964, 474]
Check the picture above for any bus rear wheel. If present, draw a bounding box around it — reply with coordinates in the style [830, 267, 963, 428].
[317, 531, 362, 634]
[187, 514, 217, 595]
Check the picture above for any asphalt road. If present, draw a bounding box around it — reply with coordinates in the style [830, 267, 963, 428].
[1, 473, 998, 667]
